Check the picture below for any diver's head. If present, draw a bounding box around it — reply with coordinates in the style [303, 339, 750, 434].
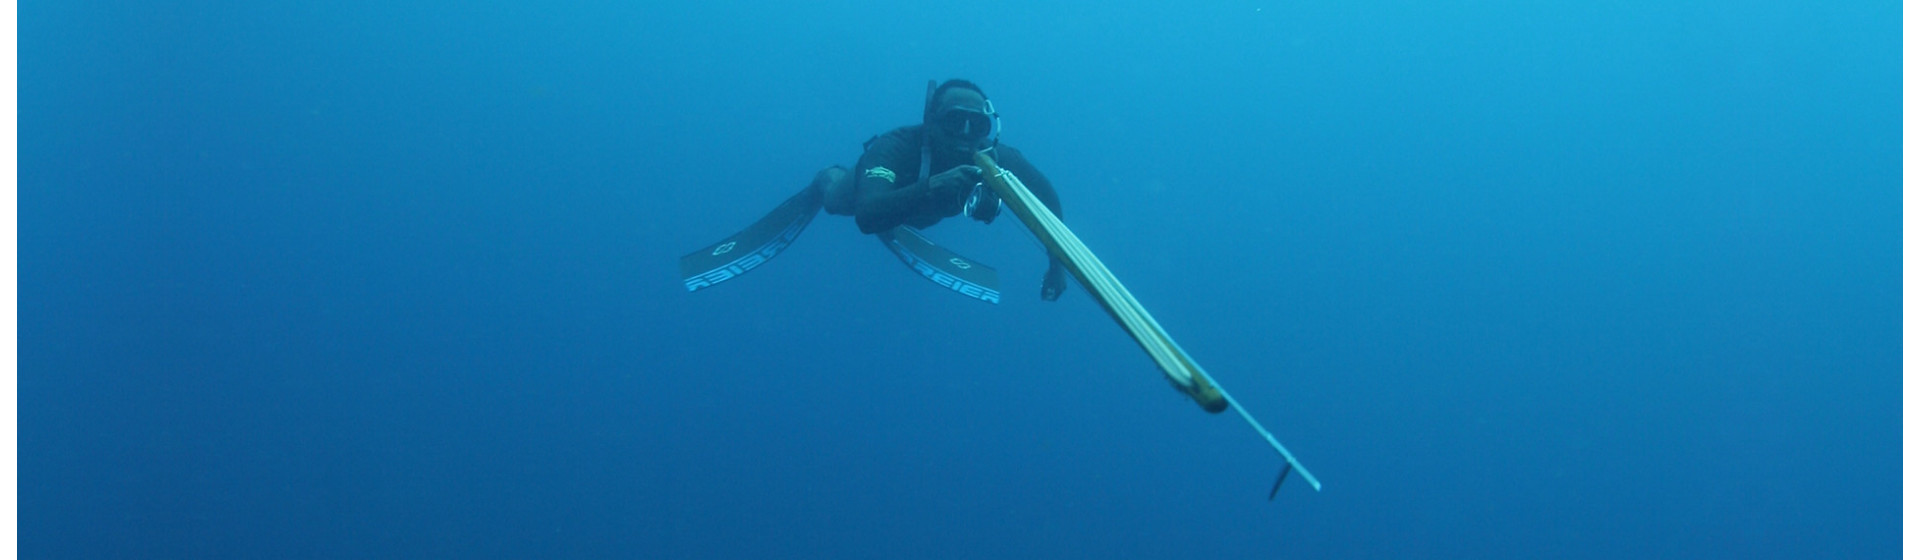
[923, 79, 1000, 155]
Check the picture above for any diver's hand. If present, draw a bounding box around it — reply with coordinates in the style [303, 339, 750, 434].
[926, 165, 983, 205]
[1041, 263, 1067, 301]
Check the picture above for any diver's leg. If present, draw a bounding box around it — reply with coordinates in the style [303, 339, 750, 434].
[814, 165, 855, 216]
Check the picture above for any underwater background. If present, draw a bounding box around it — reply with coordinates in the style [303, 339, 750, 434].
[22, 0, 1898, 558]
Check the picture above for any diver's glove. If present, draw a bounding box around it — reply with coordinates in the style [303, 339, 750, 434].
[926, 165, 984, 207]
[1041, 261, 1067, 301]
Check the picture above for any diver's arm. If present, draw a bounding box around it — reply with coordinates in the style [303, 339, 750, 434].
[1001, 148, 1070, 300]
[1012, 161, 1062, 220]
[851, 129, 932, 234]
[856, 168, 981, 233]
[1000, 149, 1064, 234]
[1022, 173, 1069, 297]
[853, 178, 935, 234]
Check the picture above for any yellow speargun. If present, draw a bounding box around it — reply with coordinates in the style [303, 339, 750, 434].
[975, 150, 1323, 497]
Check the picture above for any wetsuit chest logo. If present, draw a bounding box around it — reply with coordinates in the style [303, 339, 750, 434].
[864, 166, 897, 183]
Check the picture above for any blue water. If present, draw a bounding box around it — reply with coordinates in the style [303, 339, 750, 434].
[23, 1, 1899, 558]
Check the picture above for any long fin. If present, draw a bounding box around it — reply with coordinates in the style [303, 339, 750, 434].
[878, 226, 1001, 304]
[680, 186, 823, 292]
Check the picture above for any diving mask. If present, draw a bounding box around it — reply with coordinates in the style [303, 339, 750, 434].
[932, 100, 1000, 143]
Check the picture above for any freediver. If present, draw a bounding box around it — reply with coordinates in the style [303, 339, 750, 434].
[813, 79, 1069, 301]
[680, 79, 1067, 302]
[679, 81, 1324, 497]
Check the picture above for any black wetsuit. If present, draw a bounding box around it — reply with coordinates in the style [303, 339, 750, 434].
[851, 125, 1061, 234]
